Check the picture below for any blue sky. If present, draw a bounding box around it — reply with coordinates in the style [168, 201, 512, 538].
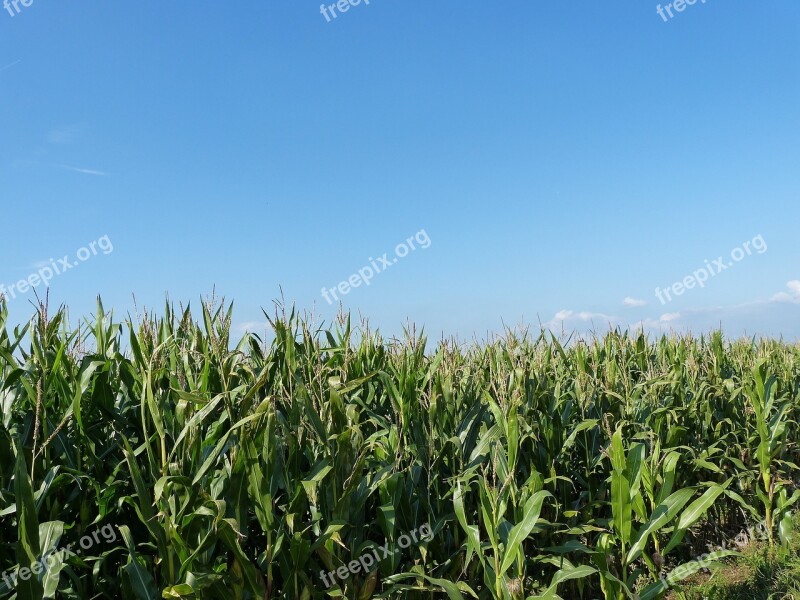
[1, 0, 798, 340]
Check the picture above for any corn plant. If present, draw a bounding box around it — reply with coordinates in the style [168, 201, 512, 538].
[0, 299, 798, 599]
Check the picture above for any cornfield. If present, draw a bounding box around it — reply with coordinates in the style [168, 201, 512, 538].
[1, 297, 798, 599]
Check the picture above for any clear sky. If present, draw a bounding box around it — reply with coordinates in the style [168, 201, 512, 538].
[1, 0, 799, 340]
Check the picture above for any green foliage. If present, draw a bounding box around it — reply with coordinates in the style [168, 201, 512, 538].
[0, 299, 798, 599]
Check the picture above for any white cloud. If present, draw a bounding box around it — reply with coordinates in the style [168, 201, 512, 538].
[771, 280, 800, 304]
[540, 277, 800, 339]
[577, 311, 610, 321]
[623, 297, 647, 308]
[547, 309, 616, 330]
[629, 312, 683, 332]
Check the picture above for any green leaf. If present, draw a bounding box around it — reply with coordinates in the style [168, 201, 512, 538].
[14, 437, 43, 600]
[454, 482, 482, 567]
[500, 490, 551, 576]
[611, 470, 632, 547]
[627, 488, 694, 564]
[664, 484, 727, 554]
[38, 521, 65, 599]
[119, 525, 158, 600]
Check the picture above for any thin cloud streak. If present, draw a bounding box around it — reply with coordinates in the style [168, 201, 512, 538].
[54, 164, 108, 176]
[0, 59, 22, 73]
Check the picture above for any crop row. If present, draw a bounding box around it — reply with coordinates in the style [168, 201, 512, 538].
[0, 298, 798, 599]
